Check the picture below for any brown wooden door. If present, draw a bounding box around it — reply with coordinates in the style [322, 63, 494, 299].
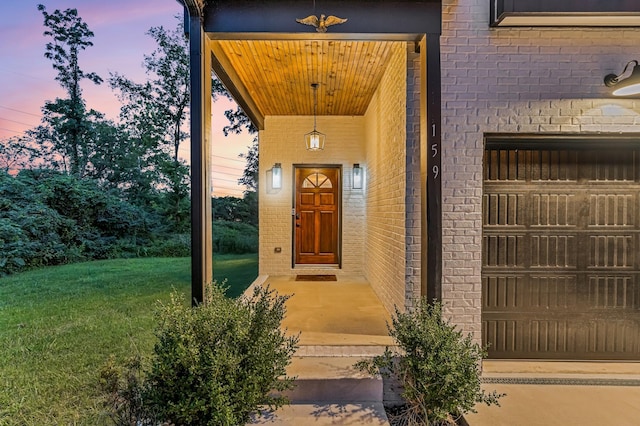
[295, 167, 340, 265]
[483, 146, 640, 360]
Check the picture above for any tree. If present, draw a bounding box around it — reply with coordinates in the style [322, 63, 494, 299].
[238, 139, 258, 194]
[80, 119, 162, 206]
[0, 136, 38, 173]
[223, 107, 259, 194]
[34, 4, 103, 177]
[212, 195, 257, 225]
[110, 22, 193, 231]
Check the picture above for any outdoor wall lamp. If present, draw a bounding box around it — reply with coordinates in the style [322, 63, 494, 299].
[271, 163, 282, 189]
[604, 60, 640, 96]
[305, 83, 325, 151]
[352, 163, 363, 189]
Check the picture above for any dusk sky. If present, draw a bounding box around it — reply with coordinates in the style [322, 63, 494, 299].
[0, 0, 251, 197]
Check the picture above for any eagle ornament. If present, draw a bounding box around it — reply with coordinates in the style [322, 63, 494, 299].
[296, 14, 348, 32]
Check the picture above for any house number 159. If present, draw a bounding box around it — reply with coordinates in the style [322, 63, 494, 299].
[431, 142, 439, 180]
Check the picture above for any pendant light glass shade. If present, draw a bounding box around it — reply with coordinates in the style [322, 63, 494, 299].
[305, 83, 325, 151]
[305, 130, 325, 151]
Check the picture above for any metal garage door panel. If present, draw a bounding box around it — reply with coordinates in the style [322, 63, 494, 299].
[482, 146, 640, 360]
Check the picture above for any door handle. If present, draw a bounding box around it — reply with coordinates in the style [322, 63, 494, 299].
[296, 222, 300, 227]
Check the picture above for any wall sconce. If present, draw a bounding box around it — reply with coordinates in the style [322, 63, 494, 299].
[352, 163, 363, 189]
[271, 163, 282, 189]
[604, 60, 640, 96]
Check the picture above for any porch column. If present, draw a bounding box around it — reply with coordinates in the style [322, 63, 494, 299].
[188, 12, 213, 305]
[421, 33, 442, 301]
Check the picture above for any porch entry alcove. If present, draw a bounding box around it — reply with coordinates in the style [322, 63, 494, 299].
[181, 0, 442, 317]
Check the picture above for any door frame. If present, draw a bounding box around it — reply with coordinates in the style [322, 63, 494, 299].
[292, 164, 343, 269]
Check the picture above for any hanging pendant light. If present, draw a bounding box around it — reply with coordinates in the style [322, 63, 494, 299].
[305, 83, 325, 151]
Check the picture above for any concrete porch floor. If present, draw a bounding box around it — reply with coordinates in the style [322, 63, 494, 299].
[250, 275, 395, 354]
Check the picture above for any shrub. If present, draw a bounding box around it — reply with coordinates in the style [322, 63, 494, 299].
[356, 300, 503, 426]
[143, 233, 191, 257]
[212, 220, 258, 254]
[100, 283, 299, 426]
[0, 170, 160, 274]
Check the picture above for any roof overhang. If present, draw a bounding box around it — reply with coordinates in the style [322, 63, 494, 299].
[178, 0, 205, 17]
[491, 0, 640, 27]
[199, 0, 441, 130]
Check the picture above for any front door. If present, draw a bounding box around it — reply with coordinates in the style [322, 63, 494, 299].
[294, 166, 341, 265]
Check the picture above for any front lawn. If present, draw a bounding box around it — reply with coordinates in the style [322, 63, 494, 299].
[0, 254, 257, 425]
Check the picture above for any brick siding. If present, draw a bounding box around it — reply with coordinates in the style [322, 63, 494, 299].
[441, 0, 640, 341]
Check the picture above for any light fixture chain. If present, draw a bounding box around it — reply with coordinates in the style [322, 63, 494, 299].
[313, 83, 318, 130]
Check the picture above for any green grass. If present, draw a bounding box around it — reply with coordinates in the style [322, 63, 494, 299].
[0, 254, 257, 425]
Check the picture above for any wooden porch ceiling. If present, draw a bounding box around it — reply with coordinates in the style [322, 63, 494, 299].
[210, 39, 399, 120]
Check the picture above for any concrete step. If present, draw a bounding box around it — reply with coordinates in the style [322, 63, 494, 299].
[280, 356, 383, 403]
[295, 345, 392, 357]
[251, 403, 390, 425]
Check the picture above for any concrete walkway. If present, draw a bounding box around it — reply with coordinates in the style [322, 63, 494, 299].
[253, 403, 389, 425]
[248, 275, 394, 425]
[464, 361, 640, 426]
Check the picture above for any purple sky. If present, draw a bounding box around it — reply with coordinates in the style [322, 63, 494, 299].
[0, 0, 250, 197]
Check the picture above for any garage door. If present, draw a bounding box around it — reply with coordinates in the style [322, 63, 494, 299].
[482, 142, 640, 360]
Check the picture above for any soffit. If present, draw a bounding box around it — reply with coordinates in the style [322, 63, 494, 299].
[211, 39, 398, 116]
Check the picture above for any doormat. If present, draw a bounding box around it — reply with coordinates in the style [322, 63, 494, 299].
[295, 274, 337, 281]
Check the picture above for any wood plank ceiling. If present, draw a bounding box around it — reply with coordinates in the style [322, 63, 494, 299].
[212, 40, 398, 116]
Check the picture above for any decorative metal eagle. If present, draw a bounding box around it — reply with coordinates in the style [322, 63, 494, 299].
[296, 14, 348, 32]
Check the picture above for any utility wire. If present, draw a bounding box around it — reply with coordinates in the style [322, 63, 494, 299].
[212, 163, 245, 172]
[0, 117, 39, 127]
[212, 167, 244, 174]
[0, 105, 42, 118]
[0, 67, 51, 82]
[0, 127, 26, 135]
[212, 154, 245, 163]
[212, 177, 241, 184]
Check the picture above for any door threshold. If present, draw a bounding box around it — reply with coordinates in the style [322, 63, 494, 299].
[294, 264, 340, 269]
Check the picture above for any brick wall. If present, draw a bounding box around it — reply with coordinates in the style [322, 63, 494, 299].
[259, 115, 366, 276]
[441, 0, 640, 341]
[364, 43, 410, 314]
[405, 43, 422, 309]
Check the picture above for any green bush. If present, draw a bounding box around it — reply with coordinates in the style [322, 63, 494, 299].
[0, 172, 76, 274]
[356, 300, 503, 426]
[100, 283, 299, 425]
[0, 170, 202, 274]
[212, 220, 258, 254]
[143, 233, 191, 257]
